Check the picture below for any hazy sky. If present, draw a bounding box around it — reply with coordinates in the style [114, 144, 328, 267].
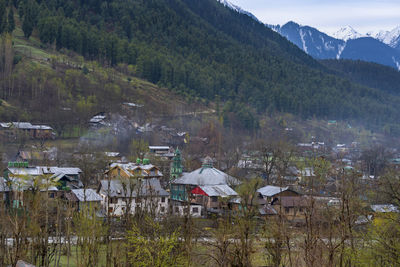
[228, 0, 400, 34]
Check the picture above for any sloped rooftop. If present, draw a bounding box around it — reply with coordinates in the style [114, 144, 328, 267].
[174, 166, 239, 186]
[196, 184, 238, 197]
[71, 189, 102, 202]
[100, 178, 169, 198]
[257, 185, 289, 197]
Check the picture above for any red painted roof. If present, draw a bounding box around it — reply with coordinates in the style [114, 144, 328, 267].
[191, 186, 208, 196]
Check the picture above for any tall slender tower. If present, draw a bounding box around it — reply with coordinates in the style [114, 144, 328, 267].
[170, 148, 183, 180]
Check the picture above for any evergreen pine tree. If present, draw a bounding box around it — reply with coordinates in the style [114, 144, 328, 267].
[0, 1, 6, 34]
[21, 0, 37, 39]
[22, 14, 33, 38]
[7, 8, 15, 33]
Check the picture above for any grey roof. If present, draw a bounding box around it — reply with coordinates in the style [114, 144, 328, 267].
[71, 189, 102, 202]
[173, 167, 239, 186]
[0, 122, 52, 130]
[89, 115, 106, 123]
[257, 185, 289, 197]
[197, 184, 238, 197]
[8, 166, 81, 177]
[100, 178, 169, 198]
[371, 204, 399, 213]
[123, 102, 144, 108]
[259, 205, 278, 216]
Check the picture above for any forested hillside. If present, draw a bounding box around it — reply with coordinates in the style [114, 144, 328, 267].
[1, 0, 400, 131]
[321, 59, 400, 96]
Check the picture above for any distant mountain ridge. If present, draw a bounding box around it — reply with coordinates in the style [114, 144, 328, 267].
[270, 22, 400, 70]
[374, 26, 400, 50]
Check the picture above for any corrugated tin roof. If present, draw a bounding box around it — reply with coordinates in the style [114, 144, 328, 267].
[257, 185, 289, 197]
[173, 167, 239, 186]
[105, 152, 120, 157]
[8, 167, 42, 176]
[8, 166, 81, 176]
[100, 178, 169, 198]
[197, 184, 238, 197]
[44, 167, 81, 175]
[89, 115, 106, 123]
[371, 204, 399, 213]
[71, 189, 102, 202]
[259, 204, 278, 215]
[0, 122, 11, 128]
[123, 102, 144, 108]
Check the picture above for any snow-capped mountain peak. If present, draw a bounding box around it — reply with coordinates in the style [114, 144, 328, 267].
[333, 26, 365, 41]
[375, 26, 400, 48]
[217, 0, 260, 22]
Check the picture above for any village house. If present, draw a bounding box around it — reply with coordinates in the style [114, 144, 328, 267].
[149, 146, 173, 156]
[257, 185, 308, 220]
[257, 185, 300, 203]
[105, 160, 163, 180]
[5, 162, 83, 190]
[0, 122, 54, 140]
[98, 178, 169, 217]
[2, 176, 60, 208]
[271, 196, 309, 221]
[191, 184, 238, 214]
[65, 189, 103, 212]
[170, 156, 239, 216]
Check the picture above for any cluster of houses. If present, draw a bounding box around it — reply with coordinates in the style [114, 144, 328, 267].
[0, 149, 398, 223]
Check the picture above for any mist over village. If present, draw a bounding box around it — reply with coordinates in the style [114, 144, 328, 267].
[1, 0, 400, 266]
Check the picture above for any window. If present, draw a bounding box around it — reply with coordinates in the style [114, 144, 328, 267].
[211, 196, 218, 202]
[110, 198, 118, 204]
[192, 207, 199, 213]
[175, 207, 180, 213]
[299, 207, 303, 212]
[49, 192, 55, 198]
[161, 197, 166, 203]
[160, 207, 165, 213]
[285, 207, 290, 214]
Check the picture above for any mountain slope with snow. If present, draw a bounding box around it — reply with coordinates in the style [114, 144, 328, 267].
[374, 26, 400, 50]
[333, 26, 365, 41]
[274, 22, 344, 59]
[217, 0, 260, 22]
[270, 22, 400, 70]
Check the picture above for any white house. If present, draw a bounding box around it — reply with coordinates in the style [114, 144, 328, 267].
[99, 178, 169, 217]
